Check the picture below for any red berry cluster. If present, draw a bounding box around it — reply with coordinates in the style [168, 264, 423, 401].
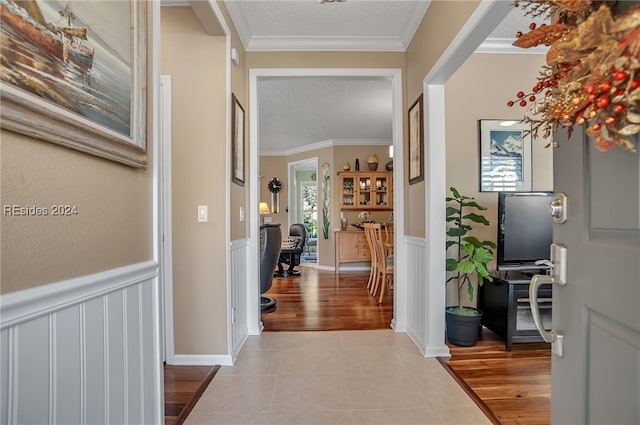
[508, 64, 639, 132]
[567, 68, 638, 130]
[506, 69, 561, 108]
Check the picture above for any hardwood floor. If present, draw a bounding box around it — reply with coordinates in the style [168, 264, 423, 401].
[440, 328, 551, 425]
[261, 266, 393, 331]
[164, 365, 219, 425]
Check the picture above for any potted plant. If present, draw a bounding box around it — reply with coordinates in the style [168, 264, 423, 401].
[446, 187, 496, 346]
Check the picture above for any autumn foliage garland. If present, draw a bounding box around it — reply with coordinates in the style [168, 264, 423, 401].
[508, 0, 640, 152]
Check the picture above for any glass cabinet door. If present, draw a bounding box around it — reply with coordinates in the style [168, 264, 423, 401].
[357, 176, 371, 207]
[341, 174, 355, 207]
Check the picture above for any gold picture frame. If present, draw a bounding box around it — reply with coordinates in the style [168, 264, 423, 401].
[231, 93, 245, 186]
[408, 94, 424, 184]
[0, 0, 148, 168]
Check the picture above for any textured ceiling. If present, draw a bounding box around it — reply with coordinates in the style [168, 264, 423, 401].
[258, 77, 393, 155]
[224, 0, 430, 51]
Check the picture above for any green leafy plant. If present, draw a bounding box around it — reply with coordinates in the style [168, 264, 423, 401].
[446, 187, 497, 316]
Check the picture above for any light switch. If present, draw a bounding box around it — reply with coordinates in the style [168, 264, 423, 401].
[239, 207, 245, 222]
[198, 205, 208, 223]
[264, 217, 272, 223]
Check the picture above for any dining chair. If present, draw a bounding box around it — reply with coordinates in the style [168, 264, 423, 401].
[364, 223, 394, 303]
[362, 223, 379, 293]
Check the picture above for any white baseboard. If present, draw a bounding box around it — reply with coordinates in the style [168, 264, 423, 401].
[422, 346, 451, 358]
[172, 354, 234, 366]
[391, 318, 407, 332]
[338, 266, 371, 272]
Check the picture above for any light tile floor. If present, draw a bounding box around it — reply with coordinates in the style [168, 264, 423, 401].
[185, 330, 491, 425]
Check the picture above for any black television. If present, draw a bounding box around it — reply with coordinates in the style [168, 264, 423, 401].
[496, 192, 554, 271]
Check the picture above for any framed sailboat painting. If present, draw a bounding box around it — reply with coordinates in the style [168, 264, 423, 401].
[0, 0, 148, 168]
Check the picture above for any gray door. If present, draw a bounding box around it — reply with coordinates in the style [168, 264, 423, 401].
[551, 127, 639, 424]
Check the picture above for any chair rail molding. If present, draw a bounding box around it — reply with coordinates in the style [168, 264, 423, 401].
[0, 261, 162, 425]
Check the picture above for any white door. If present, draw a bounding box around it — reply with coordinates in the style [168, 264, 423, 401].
[549, 127, 639, 424]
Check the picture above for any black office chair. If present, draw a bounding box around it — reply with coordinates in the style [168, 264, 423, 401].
[259, 224, 282, 311]
[275, 223, 307, 277]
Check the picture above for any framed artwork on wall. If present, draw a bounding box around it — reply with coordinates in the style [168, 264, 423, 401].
[408, 94, 424, 184]
[232, 93, 245, 186]
[479, 120, 532, 192]
[0, 0, 148, 168]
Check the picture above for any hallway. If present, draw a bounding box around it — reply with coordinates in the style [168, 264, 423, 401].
[184, 330, 490, 425]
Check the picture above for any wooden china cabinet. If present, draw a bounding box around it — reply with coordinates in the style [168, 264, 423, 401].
[335, 171, 393, 273]
[338, 171, 393, 210]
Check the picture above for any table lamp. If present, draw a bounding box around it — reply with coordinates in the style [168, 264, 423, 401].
[259, 202, 270, 225]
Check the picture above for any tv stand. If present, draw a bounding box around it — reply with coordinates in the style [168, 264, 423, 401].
[479, 271, 552, 351]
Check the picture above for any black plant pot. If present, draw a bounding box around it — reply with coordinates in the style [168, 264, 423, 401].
[445, 308, 483, 347]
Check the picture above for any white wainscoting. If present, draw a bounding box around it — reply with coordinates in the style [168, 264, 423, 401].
[0, 261, 161, 425]
[405, 237, 427, 352]
[229, 239, 249, 360]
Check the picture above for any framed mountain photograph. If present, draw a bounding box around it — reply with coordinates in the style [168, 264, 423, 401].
[479, 120, 532, 192]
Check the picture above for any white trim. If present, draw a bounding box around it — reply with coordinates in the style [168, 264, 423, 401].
[249, 68, 404, 335]
[0, 261, 158, 329]
[423, 1, 513, 85]
[315, 265, 335, 272]
[339, 266, 371, 272]
[248, 71, 261, 336]
[159, 75, 175, 365]
[423, 84, 449, 358]
[287, 157, 318, 233]
[389, 67, 406, 333]
[476, 38, 549, 55]
[172, 354, 234, 367]
[260, 138, 392, 157]
[150, 4, 164, 422]
[399, 1, 431, 49]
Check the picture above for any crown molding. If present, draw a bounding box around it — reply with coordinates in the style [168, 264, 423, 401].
[399, 1, 431, 49]
[260, 138, 391, 157]
[476, 37, 548, 54]
[160, 0, 189, 6]
[246, 36, 406, 52]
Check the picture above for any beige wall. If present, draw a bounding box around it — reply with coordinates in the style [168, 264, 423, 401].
[444, 52, 553, 306]
[219, 1, 250, 242]
[161, 7, 228, 355]
[247, 51, 404, 70]
[259, 156, 289, 227]
[404, 0, 482, 238]
[1, 132, 153, 293]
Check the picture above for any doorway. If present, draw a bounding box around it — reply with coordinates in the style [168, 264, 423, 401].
[248, 68, 405, 334]
[288, 158, 319, 264]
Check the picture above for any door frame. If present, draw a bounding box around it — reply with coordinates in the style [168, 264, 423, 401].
[248, 68, 405, 333]
[420, 0, 514, 354]
[287, 157, 318, 231]
[159, 75, 176, 363]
